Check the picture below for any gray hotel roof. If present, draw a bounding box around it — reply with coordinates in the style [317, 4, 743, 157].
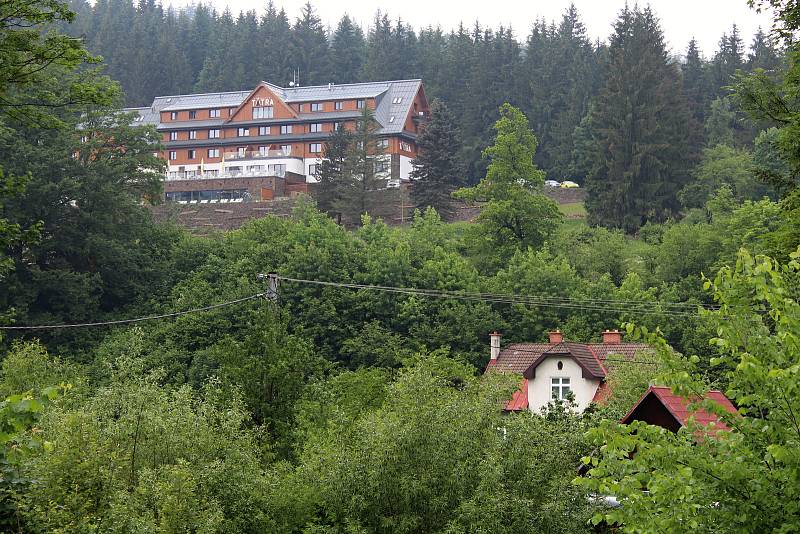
[130, 79, 423, 136]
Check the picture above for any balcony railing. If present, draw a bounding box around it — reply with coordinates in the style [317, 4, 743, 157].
[223, 148, 295, 161]
[166, 167, 287, 181]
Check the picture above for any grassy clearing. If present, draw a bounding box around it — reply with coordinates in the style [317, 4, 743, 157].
[558, 202, 587, 218]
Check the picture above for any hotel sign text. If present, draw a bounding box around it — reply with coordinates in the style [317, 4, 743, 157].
[252, 98, 274, 107]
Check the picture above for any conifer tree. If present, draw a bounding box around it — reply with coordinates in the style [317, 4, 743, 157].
[585, 5, 692, 232]
[315, 127, 356, 220]
[410, 99, 465, 219]
[330, 15, 366, 84]
[290, 2, 330, 85]
[747, 28, 782, 72]
[336, 107, 387, 223]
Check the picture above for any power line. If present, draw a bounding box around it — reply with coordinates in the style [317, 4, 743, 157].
[276, 276, 713, 318]
[0, 293, 265, 331]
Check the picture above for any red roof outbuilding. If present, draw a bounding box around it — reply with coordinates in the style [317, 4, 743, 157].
[621, 386, 738, 433]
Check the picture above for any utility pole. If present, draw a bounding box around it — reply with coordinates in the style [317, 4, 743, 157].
[258, 273, 279, 303]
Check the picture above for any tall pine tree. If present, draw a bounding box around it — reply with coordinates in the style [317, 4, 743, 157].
[410, 99, 465, 219]
[585, 5, 692, 232]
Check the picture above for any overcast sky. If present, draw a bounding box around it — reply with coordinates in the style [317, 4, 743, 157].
[165, 0, 776, 58]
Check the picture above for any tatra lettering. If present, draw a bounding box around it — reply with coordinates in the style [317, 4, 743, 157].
[252, 98, 274, 107]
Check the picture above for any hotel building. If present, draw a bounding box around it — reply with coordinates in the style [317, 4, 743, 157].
[127, 79, 429, 203]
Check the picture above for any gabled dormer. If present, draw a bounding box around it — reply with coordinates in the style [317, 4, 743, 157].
[227, 82, 298, 123]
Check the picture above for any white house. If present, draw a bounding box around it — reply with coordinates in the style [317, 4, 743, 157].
[484, 330, 649, 413]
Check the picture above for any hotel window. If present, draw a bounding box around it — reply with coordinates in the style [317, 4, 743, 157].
[335, 101, 343, 110]
[310, 102, 323, 112]
[376, 159, 389, 173]
[269, 163, 286, 176]
[237, 147, 246, 157]
[208, 148, 220, 158]
[258, 145, 268, 155]
[188, 149, 196, 160]
[298, 103, 304, 112]
[309, 143, 322, 153]
[189, 110, 197, 119]
[280, 144, 291, 154]
[169, 131, 178, 141]
[210, 109, 220, 118]
[400, 141, 412, 152]
[310, 123, 322, 133]
[253, 105, 274, 119]
[377, 139, 389, 149]
[169, 151, 177, 160]
[308, 164, 318, 175]
[280, 125, 292, 134]
[333, 122, 342, 131]
[259, 126, 270, 136]
[170, 111, 178, 120]
[551, 377, 571, 400]
[357, 99, 365, 109]
[392, 97, 403, 104]
[189, 130, 197, 140]
[209, 129, 220, 139]
[238, 127, 250, 137]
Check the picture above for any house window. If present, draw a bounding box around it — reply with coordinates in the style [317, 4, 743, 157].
[310, 102, 323, 112]
[335, 101, 343, 110]
[170, 111, 177, 120]
[551, 378, 571, 401]
[280, 144, 291, 154]
[169, 151, 177, 160]
[169, 131, 178, 141]
[310, 123, 322, 133]
[308, 164, 318, 175]
[188, 149, 196, 160]
[210, 109, 220, 118]
[298, 104, 304, 112]
[238, 127, 250, 137]
[392, 97, 403, 104]
[258, 146, 268, 155]
[357, 99, 365, 109]
[280, 125, 292, 134]
[237, 147, 246, 157]
[377, 139, 389, 149]
[259, 126, 270, 136]
[309, 143, 322, 153]
[209, 129, 220, 138]
[333, 122, 342, 131]
[208, 148, 219, 158]
[269, 163, 286, 176]
[189, 110, 197, 119]
[400, 141, 412, 152]
[253, 106, 273, 119]
[189, 130, 197, 140]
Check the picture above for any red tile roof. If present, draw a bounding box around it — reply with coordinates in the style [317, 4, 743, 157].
[484, 341, 651, 378]
[621, 386, 738, 431]
[504, 379, 528, 411]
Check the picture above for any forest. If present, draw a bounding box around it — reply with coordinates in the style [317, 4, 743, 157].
[0, 0, 800, 531]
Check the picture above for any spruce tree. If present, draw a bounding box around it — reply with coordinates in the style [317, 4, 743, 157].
[410, 99, 465, 219]
[330, 15, 366, 84]
[290, 2, 330, 85]
[337, 106, 387, 223]
[585, 5, 692, 232]
[315, 127, 356, 220]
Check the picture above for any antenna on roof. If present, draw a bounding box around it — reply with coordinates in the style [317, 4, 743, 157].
[289, 68, 300, 88]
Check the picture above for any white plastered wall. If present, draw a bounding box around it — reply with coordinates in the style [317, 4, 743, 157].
[526, 356, 601, 413]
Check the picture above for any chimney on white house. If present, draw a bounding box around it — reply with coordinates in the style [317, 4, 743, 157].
[602, 329, 623, 344]
[548, 330, 564, 344]
[490, 331, 501, 360]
